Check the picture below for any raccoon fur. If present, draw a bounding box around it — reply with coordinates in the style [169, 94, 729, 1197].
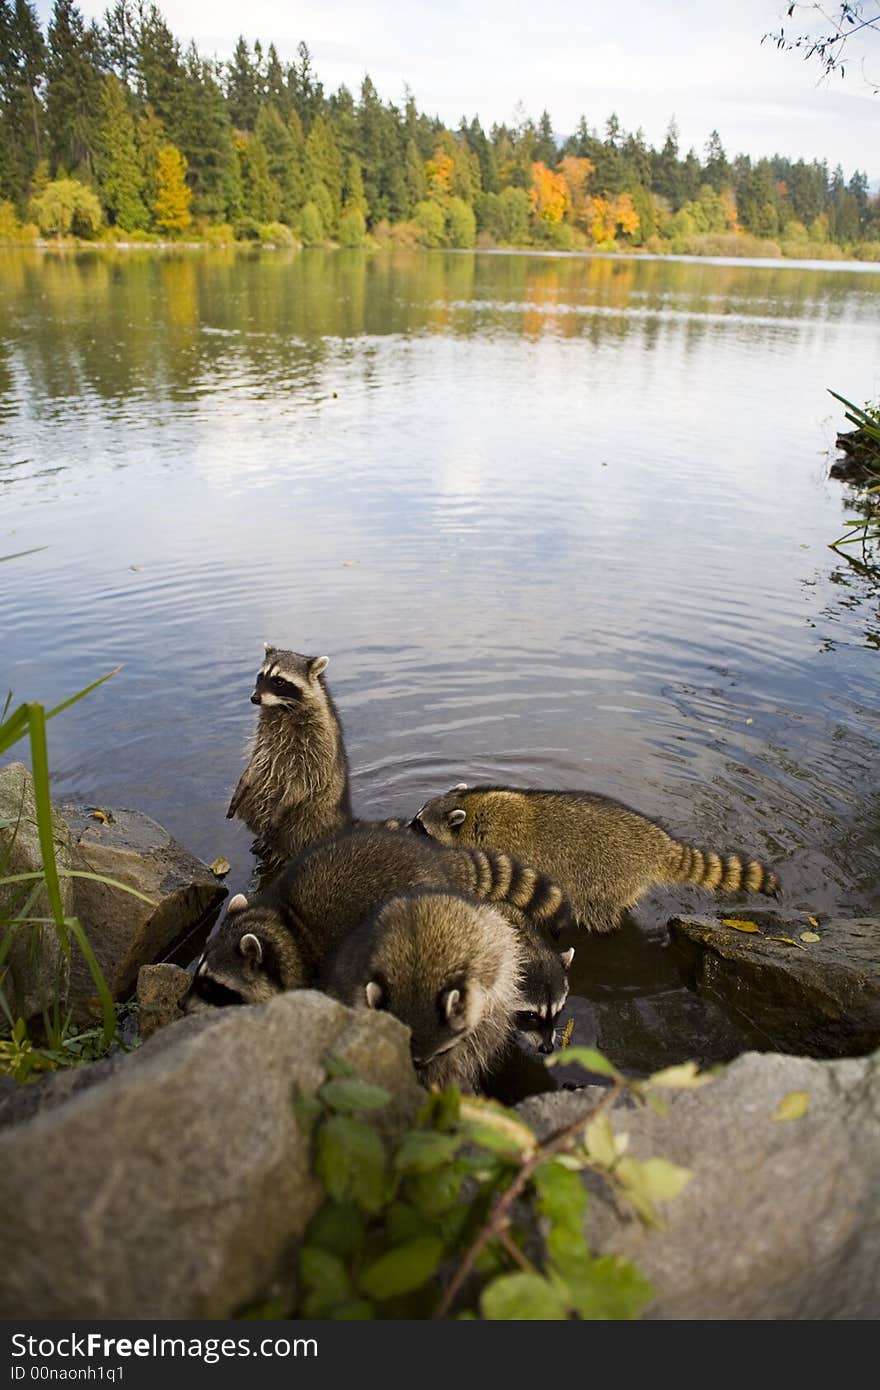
[322, 889, 524, 1091]
[411, 783, 780, 933]
[183, 823, 572, 1012]
[226, 644, 352, 864]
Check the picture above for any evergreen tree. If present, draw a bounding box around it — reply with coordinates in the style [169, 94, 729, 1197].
[264, 43, 289, 119]
[237, 130, 279, 222]
[255, 100, 303, 222]
[45, 0, 102, 178]
[178, 47, 242, 222]
[226, 35, 260, 131]
[534, 109, 556, 165]
[305, 111, 342, 230]
[0, 0, 46, 205]
[103, 0, 138, 86]
[153, 141, 191, 232]
[703, 130, 730, 191]
[652, 117, 682, 206]
[136, 105, 164, 220]
[94, 71, 148, 228]
[404, 136, 426, 212]
[136, 3, 185, 142]
[288, 41, 323, 129]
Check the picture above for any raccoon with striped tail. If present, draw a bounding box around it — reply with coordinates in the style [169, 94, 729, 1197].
[183, 822, 573, 1013]
[411, 784, 780, 934]
[322, 890, 526, 1092]
[226, 644, 352, 865]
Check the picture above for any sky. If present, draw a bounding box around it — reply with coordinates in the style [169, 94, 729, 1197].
[41, 0, 880, 180]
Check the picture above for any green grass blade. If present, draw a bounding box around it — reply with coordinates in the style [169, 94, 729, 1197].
[45, 667, 122, 722]
[64, 915, 116, 1048]
[25, 704, 68, 952]
[0, 870, 156, 905]
[0, 705, 31, 756]
[0, 547, 48, 563]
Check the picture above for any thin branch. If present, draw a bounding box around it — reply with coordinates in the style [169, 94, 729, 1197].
[433, 1082, 623, 1319]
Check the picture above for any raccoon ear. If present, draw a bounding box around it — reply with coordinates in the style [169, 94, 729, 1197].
[440, 986, 463, 1021]
[447, 808, 466, 827]
[263, 642, 276, 656]
[239, 932, 263, 966]
[228, 893, 249, 914]
[451, 782, 468, 792]
[309, 655, 329, 679]
[560, 947, 575, 970]
[365, 980, 384, 1009]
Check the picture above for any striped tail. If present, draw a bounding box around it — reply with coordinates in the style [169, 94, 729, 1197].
[667, 842, 779, 898]
[459, 848, 572, 936]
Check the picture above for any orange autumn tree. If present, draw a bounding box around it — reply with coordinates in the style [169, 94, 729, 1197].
[425, 148, 454, 198]
[153, 144, 192, 234]
[529, 161, 569, 226]
[558, 155, 594, 232]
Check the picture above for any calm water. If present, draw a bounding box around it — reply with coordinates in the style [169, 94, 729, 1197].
[3, 246, 880, 1070]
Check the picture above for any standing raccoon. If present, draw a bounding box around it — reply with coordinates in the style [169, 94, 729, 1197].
[184, 823, 572, 1012]
[412, 784, 780, 933]
[323, 890, 524, 1092]
[227, 644, 351, 864]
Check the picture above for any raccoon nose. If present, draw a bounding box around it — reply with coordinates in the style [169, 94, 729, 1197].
[250, 691, 261, 705]
[539, 1039, 556, 1055]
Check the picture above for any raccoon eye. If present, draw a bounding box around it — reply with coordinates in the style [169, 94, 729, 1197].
[516, 1011, 541, 1028]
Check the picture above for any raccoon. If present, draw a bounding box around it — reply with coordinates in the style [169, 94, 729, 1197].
[516, 936, 574, 1054]
[322, 890, 524, 1091]
[226, 645, 352, 864]
[184, 823, 572, 1012]
[412, 784, 780, 933]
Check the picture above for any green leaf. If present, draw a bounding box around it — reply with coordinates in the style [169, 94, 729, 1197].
[533, 1159, 588, 1229]
[303, 1201, 365, 1261]
[615, 1156, 692, 1215]
[359, 1236, 444, 1300]
[315, 1115, 389, 1213]
[291, 1092, 322, 1137]
[64, 915, 115, 1048]
[393, 1129, 461, 1174]
[299, 1246, 352, 1317]
[481, 1272, 569, 1320]
[547, 1046, 621, 1079]
[384, 1200, 435, 1246]
[332, 1300, 375, 1320]
[317, 1077, 391, 1114]
[584, 1113, 617, 1167]
[564, 1253, 654, 1320]
[406, 1160, 467, 1218]
[458, 1096, 537, 1157]
[324, 1054, 356, 1079]
[417, 1084, 461, 1131]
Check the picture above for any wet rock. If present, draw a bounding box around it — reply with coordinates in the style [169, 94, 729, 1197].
[0, 763, 71, 1026]
[669, 912, 880, 1057]
[520, 1047, 880, 1319]
[0, 991, 422, 1318]
[136, 962, 191, 1039]
[61, 806, 226, 1023]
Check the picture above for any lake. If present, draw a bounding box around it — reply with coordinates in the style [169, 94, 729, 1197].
[2, 246, 879, 1072]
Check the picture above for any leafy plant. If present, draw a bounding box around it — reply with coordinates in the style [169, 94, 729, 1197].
[829, 390, 880, 559]
[282, 1048, 706, 1321]
[1, 659, 152, 1068]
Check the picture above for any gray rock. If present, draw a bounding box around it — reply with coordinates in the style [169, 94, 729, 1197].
[520, 1048, 880, 1319]
[0, 762, 71, 1026]
[669, 912, 880, 1057]
[136, 963, 192, 1039]
[61, 806, 226, 1022]
[0, 991, 422, 1318]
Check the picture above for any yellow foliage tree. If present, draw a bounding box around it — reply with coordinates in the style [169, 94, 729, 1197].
[425, 148, 454, 199]
[153, 144, 192, 234]
[587, 193, 640, 243]
[528, 161, 569, 225]
[558, 156, 594, 230]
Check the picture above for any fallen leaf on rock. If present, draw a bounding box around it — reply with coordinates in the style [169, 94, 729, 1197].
[721, 918, 762, 933]
[210, 855, 230, 877]
[767, 935, 807, 950]
[90, 808, 113, 824]
[773, 1090, 810, 1122]
[807, 915, 819, 927]
[800, 931, 821, 943]
[745, 717, 753, 725]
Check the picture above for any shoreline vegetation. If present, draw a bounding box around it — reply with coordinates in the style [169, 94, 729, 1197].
[1, 3, 879, 264]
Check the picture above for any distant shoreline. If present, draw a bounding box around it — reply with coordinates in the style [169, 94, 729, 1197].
[2, 239, 879, 273]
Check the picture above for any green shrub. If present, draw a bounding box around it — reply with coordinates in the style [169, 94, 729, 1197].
[298, 201, 325, 247]
[337, 208, 367, 247]
[30, 179, 103, 239]
[413, 199, 445, 248]
[258, 221, 296, 247]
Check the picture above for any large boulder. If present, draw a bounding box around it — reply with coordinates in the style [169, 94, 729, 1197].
[0, 762, 71, 1026]
[136, 962, 191, 1039]
[669, 912, 880, 1057]
[62, 806, 226, 1022]
[520, 1048, 880, 1319]
[0, 991, 422, 1319]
